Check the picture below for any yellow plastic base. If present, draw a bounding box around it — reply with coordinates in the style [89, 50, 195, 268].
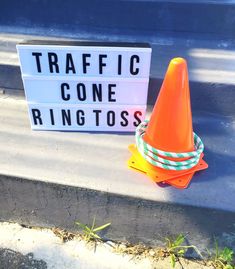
[128, 144, 208, 189]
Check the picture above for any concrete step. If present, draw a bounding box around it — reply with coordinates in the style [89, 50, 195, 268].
[0, 93, 235, 252]
[1, 0, 235, 39]
[1, 32, 235, 116]
[0, 21, 235, 252]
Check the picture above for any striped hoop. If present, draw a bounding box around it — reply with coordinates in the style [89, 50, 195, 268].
[135, 120, 204, 171]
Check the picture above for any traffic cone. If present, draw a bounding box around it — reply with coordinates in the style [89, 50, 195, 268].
[128, 57, 208, 188]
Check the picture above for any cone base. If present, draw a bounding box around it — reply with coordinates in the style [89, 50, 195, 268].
[160, 173, 195, 189]
[128, 144, 208, 189]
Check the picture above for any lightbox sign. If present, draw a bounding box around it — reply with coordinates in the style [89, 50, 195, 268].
[17, 41, 151, 132]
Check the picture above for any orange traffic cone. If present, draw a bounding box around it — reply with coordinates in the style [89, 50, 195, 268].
[128, 58, 208, 188]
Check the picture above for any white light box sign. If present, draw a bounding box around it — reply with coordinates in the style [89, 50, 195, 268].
[17, 40, 152, 132]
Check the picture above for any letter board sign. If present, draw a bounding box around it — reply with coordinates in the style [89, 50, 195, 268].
[17, 40, 152, 132]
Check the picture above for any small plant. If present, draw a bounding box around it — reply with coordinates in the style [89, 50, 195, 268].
[165, 234, 203, 268]
[208, 240, 234, 269]
[75, 216, 111, 242]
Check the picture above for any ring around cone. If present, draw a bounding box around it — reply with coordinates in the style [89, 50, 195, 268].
[128, 58, 208, 188]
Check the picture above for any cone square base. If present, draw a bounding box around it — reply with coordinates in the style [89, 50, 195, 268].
[161, 173, 195, 189]
[128, 144, 208, 188]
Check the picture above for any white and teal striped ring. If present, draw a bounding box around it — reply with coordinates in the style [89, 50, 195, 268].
[135, 120, 204, 171]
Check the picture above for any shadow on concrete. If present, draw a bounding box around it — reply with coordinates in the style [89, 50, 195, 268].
[0, 248, 47, 269]
[0, 64, 23, 90]
[148, 77, 235, 117]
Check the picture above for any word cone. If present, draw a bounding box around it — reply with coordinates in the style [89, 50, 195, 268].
[128, 58, 208, 188]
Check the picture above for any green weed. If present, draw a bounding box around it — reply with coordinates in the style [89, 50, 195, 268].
[75, 216, 111, 242]
[165, 234, 203, 268]
[208, 240, 234, 269]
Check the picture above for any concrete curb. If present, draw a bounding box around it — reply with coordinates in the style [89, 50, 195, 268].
[0, 174, 235, 253]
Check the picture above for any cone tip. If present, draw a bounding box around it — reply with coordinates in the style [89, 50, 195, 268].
[170, 57, 187, 66]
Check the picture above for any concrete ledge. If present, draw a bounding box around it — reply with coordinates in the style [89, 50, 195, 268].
[1, 96, 235, 212]
[0, 173, 235, 254]
[0, 95, 235, 252]
[1, 0, 235, 39]
[1, 33, 235, 116]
